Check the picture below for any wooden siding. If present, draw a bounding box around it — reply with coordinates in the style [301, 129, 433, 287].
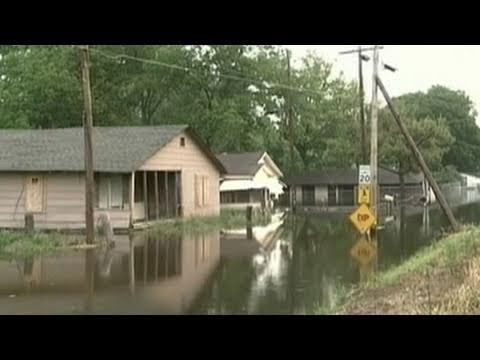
[0, 130, 221, 230]
[139, 132, 220, 218]
[0, 173, 130, 230]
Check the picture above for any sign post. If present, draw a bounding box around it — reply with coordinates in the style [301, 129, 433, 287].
[349, 164, 378, 275]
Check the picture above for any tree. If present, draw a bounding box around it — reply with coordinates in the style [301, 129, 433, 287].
[0, 46, 82, 129]
[378, 100, 454, 198]
[397, 86, 480, 173]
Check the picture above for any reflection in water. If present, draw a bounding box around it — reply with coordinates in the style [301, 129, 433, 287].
[0, 230, 220, 314]
[2, 198, 480, 314]
[193, 201, 480, 314]
[84, 249, 95, 313]
[349, 236, 378, 283]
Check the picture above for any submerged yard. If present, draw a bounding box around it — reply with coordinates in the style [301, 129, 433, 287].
[2, 201, 480, 315]
[0, 211, 270, 258]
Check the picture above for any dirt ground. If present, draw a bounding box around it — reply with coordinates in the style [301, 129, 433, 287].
[340, 260, 479, 315]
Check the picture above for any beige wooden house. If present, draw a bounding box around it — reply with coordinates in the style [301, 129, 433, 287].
[0, 125, 225, 231]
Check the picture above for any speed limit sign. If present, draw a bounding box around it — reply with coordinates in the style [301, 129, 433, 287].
[358, 165, 371, 185]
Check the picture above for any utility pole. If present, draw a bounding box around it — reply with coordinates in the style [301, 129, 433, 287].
[376, 76, 461, 232]
[286, 49, 294, 174]
[370, 46, 379, 221]
[339, 46, 383, 165]
[358, 47, 367, 164]
[79, 45, 95, 246]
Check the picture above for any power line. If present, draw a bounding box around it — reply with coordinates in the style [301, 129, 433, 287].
[89, 47, 330, 97]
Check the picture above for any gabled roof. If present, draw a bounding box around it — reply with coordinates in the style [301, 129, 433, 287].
[0, 125, 226, 174]
[285, 167, 423, 186]
[216, 151, 265, 176]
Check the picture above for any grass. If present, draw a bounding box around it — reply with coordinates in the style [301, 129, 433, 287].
[147, 210, 273, 237]
[316, 224, 480, 314]
[0, 231, 72, 258]
[370, 224, 479, 287]
[0, 210, 273, 258]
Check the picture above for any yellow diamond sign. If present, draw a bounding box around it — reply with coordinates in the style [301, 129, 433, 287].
[350, 237, 377, 266]
[349, 203, 375, 234]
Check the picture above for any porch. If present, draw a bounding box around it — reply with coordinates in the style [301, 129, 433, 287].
[131, 171, 182, 226]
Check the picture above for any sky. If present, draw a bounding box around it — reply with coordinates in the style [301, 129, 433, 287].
[287, 45, 480, 125]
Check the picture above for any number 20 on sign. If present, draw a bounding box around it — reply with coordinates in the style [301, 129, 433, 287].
[349, 204, 376, 234]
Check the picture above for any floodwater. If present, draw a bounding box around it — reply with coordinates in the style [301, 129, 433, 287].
[1, 190, 480, 315]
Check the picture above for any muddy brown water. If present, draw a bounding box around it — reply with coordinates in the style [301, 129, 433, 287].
[1, 191, 480, 315]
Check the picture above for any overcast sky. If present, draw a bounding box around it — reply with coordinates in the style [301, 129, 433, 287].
[287, 45, 480, 125]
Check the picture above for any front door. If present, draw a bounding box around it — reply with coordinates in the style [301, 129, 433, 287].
[25, 175, 45, 213]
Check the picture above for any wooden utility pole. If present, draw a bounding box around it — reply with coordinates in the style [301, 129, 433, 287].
[286, 49, 294, 173]
[79, 45, 95, 245]
[376, 76, 461, 232]
[339, 46, 384, 165]
[370, 46, 379, 220]
[358, 47, 367, 164]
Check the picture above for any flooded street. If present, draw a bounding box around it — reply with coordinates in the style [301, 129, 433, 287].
[2, 191, 480, 315]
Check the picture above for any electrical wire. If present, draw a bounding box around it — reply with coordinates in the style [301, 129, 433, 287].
[88, 47, 328, 97]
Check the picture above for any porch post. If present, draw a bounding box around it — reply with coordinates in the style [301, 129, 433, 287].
[174, 172, 179, 217]
[165, 172, 170, 218]
[177, 171, 183, 217]
[143, 171, 148, 221]
[154, 172, 159, 220]
[129, 172, 135, 229]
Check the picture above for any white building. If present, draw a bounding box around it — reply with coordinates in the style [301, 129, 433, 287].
[217, 152, 284, 211]
[460, 173, 480, 189]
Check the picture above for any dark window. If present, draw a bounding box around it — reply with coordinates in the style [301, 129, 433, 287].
[180, 137, 185, 147]
[237, 190, 250, 203]
[302, 185, 315, 206]
[134, 172, 144, 202]
[328, 185, 336, 206]
[338, 185, 354, 206]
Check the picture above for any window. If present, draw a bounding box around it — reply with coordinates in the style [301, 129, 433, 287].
[98, 175, 125, 209]
[180, 137, 186, 147]
[195, 174, 209, 207]
[328, 185, 336, 206]
[134, 172, 144, 203]
[338, 185, 354, 206]
[302, 185, 315, 206]
[25, 175, 45, 213]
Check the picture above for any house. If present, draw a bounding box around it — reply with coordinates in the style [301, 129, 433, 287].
[0, 125, 226, 231]
[216, 151, 284, 211]
[459, 173, 480, 190]
[285, 167, 424, 210]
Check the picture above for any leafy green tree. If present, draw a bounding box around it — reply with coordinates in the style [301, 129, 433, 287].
[0, 46, 82, 128]
[397, 86, 480, 172]
[379, 100, 454, 197]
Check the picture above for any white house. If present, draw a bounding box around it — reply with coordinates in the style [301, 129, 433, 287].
[460, 173, 480, 189]
[216, 152, 284, 211]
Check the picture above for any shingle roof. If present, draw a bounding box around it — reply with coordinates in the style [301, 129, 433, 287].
[216, 151, 265, 176]
[0, 125, 225, 173]
[285, 167, 423, 186]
